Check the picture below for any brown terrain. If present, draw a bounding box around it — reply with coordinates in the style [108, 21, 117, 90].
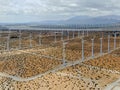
[0, 31, 119, 90]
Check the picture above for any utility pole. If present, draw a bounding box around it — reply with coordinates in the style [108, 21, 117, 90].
[108, 33, 110, 53]
[91, 39, 94, 58]
[114, 32, 117, 50]
[62, 41, 67, 66]
[61, 31, 63, 41]
[7, 29, 10, 51]
[81, 38, 84, 61]
[29, 32, 32, 48]
[100, 38, 103, 55]
[19, 30, 22, 49]
[39, 32, 42, 45]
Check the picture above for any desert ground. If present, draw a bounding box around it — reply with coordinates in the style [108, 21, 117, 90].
[0, 31, 119, 90]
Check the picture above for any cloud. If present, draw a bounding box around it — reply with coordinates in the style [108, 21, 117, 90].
[0, 0, 120, 22]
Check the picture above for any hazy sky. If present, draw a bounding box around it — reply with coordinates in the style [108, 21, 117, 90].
[0, 0, 120, 23]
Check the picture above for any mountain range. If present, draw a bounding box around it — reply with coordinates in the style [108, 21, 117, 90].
[38, 15, 120, 25]
[0, 15, 120, 25]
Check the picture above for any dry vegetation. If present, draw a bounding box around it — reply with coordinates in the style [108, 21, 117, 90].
[0, 31, 119, 90]
[0, 53, 62, 78]
[0, 52, 120, 90]
[83, 49, 120, 72]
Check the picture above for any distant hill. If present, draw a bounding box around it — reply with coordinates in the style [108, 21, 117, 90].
[0, 15, 120, 25]
[37, 15, 120, 25]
